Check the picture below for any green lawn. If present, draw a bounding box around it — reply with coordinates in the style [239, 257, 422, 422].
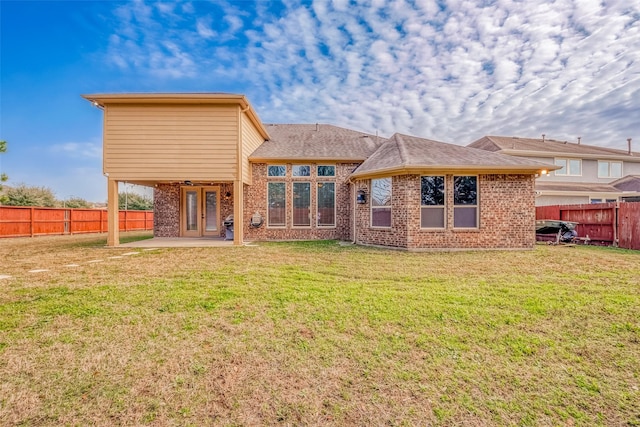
[0, 235, 639, 426]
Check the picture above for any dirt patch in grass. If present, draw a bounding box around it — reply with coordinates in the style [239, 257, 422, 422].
[1, 236, 639, 425]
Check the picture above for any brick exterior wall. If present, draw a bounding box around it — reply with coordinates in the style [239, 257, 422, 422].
[242, 163, 357, 241]
[154, 184, 180, 237]
[355, 174, 536, 250]
[154, 182, 234, 238]
[153, 171, 536, 250]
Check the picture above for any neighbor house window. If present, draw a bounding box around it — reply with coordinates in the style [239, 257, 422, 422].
[555, 158, 581, 176]
[292, 182, 311, 227]
[317, 182, 335, 227]
[453, 176, 478, 228]
[371, 178, 392, 228]
[598, 161, 622, 178]
[268, 165, 286, 177]
[268, 182, 286, 227]
[317, 165, 336, 177]
[421, 176, 445, 228]
[292, 165, 311, 177]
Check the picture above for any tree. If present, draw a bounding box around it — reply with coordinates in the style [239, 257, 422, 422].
[0, 140, 7, 204]
[118, 192, 153, 210]
[62, 197, 91, 208]
[4, 184, 57, 207]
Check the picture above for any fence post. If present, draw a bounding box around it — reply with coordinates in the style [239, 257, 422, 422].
[30, 207, 34, 237]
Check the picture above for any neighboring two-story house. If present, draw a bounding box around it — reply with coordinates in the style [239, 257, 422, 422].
[468, 136, 640, 206]
[83, 93, 553, 250]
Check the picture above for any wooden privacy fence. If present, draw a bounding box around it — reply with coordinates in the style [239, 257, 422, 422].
[0, 206, 153, 238]
[536, 202, 640, 250]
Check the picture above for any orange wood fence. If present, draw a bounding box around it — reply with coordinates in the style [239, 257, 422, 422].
[0, 206, 153, 238]
[536, 202, 640, 250]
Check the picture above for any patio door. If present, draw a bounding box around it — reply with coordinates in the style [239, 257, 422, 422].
[181, 186, 220, 237]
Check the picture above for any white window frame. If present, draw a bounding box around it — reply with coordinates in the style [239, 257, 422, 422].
[317, 182, 336, 228]
[597, 160, 623, 178]
[292, 165, 311, 177]
[267, 182, 286, 227]
[292, 181, 311, 228]
[420, 176, 446, 229]
[555, 158, 582, 176]
[371, 177, 392, 228]
[317, 165, 336, 177]
[453, 175, 479, 229]
[267, 165, 286, 177]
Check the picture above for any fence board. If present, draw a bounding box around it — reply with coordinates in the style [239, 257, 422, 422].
[619, 203, 640, 250]
[536, 202, 640, 250]
[0, 206, 153, 238]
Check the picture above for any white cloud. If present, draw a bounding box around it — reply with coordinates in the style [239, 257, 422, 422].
[100, 0, 640, 149]
[51, 142, 102, 159]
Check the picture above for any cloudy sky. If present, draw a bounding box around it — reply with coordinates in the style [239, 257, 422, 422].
[1, 0, 639, 202]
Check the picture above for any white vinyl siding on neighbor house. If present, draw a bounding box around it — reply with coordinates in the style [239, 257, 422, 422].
[555, 158, 582, 176]
[371, 178, 392, 228]
[420, 176, 445, 228]
[598, 161, 622, 178]
[453, 176, 478, 228]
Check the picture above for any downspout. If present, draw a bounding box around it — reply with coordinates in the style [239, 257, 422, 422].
[352, 182, 356, 243]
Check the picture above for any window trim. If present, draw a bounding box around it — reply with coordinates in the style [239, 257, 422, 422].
[597, 160, 623, 178]
[453, 175, 479, 229]
[370, 177, 392, 229]
[267, 164, 286, 177]
[317, 165, 336, 177]
[316, 182, 336, 228]
[292, 181, 311, 228]
[420, 175, 446, 229]
[267, 182, 287, 228]
[292, 164, 311, 178]
[554, 158, 582, 176]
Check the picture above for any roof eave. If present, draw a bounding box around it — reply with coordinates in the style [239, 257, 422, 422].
[350, 164, 554, 180]
[249, 156, 368, 163]
[499, 149, 640, 162]
[81, 93, 270, 140]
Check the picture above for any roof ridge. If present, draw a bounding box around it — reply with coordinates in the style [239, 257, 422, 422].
[393, 134, 409, 166]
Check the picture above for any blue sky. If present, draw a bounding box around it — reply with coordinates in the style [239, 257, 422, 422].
[1, 0, 639, 202]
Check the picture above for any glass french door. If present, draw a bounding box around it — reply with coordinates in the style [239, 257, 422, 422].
[181, 186, 219, 237]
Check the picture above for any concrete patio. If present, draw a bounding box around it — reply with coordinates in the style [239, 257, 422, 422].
[119, 237, 247, 248]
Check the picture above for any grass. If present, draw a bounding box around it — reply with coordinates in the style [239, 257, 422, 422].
[0, 234, 639, 426]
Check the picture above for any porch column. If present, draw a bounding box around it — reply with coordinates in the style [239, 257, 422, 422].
[106, 178, 120, 246]
[233, 180, 244, 246]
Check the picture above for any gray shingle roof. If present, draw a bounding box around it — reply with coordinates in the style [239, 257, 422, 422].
[535, 182, 624, 193]
[611, 175, 640, 191]
[469, 135, 639, 159]
[350, 133, 554, 178]
[249, 124, 386, 161]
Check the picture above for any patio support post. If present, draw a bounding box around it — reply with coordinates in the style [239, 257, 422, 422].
[107, 178, 120, 246]
[233, 180, 243, 245]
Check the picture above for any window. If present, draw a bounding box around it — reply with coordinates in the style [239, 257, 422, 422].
[268, 182, 286, 226]
[317, 165, 335, 177]
[453, 176, 478, 228]
[371, 178, 392, 228]
[598, 161, 622, 178]
[555, 158, 581, 176]
[268, 165, 286, 177]
[292, 182, 311, 226]
[292, 165, 310, 177]
[317, 182, 335, 227]
[421, 176, 445, 228]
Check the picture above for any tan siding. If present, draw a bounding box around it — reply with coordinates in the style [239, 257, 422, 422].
[103, 104, 239, 181]
[240, 112, 265, 185]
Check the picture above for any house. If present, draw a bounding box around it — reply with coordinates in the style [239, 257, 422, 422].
[83, 93, 553, 250]
[468, 136, 640, 206]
